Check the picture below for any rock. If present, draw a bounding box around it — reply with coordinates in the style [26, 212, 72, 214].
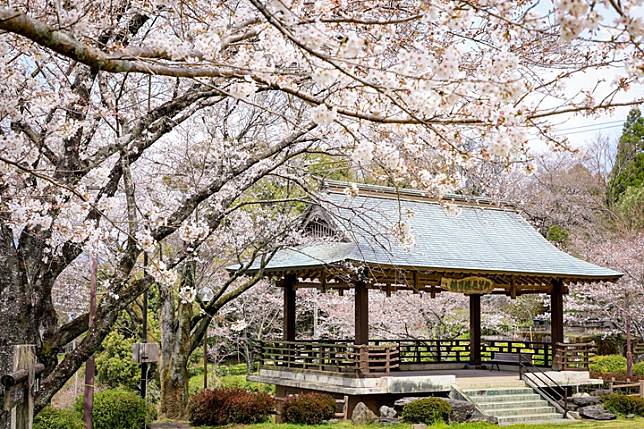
[445, 399, 489, 423]
[411, 424, 427, 429]
[394, 396, 421, 411]
[578, 405, 616, 420]
[568, 411, 581, 420]
[379, 405, 397, 419]
[351, 402, 378, 425]
[379, 405, 399, 424]
[571, 396, 601, 407]
[572, 392, 590, 397]
[559, 398, 579, 411]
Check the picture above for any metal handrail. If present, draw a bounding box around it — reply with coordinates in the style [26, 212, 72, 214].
[519, 356, 568, 418]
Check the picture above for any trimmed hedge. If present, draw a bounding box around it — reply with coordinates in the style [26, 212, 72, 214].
[188, 387, 274, 425]
[589, 354, 627, 374]
[634, 362, 644, 376]
[34, 407, 83, 429]
[601, 393, 644, 416]
[282, 393, 336, 424]
[401, 397, 451, 425]
[75, 388, 156, 429]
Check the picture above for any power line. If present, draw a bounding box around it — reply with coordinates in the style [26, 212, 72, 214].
[552, 120, 623, 133]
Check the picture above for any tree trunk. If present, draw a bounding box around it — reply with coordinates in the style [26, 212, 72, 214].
[0, 226, 40, 429]
[626, 317, 633, 377]
[158, 261, 195, 419]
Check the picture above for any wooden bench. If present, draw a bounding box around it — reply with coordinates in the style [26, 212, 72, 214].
[491, 352, 532, 371]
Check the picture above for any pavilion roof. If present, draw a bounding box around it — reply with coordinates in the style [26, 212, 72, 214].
[238, 181, 621, 292]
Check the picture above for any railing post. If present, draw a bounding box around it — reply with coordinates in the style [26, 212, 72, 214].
[385, 347, 390, 375]
[639, 380, 644, 398]
[357, 345, 369, 376]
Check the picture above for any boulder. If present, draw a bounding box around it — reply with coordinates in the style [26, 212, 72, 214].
[393, 396, 421, 411]
[578, 405, 616, 420]
[591, 388, 612, 397]
[571, 396, 601, 407]
[379, 405, 398, 423]
[351, 402, 378, 425]
[411, 424, 427, 429]
[446, 399, 490, 423]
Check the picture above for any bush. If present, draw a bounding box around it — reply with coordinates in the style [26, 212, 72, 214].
[188, 387, 274, 425]
[75, 388, 156, 429]
[401, 397, 452, 425]
[95, 331, 140, 389]
[34, 407, 83, 429]
[602, 393, 644, 416]
[281, 393, 336, 425]
[633, 362, 644, 376]
[589, 354, 627, 374]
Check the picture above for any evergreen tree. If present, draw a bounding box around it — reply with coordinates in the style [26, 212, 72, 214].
[606, 109, 644, 209]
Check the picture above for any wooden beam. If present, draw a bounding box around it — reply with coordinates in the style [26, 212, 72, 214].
[551, 278, 564, 368]
[470, 294, 481, 366]
[283, 274, 297, 341]
[354, 281, 369, 346]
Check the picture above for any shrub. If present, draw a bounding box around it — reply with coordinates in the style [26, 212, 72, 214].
[601, 393, 644, 416]
[589, 354, 627, 374]
[633, 362, 644, 376]
[401, 397, 451, 425]
[188, 387, 274, 425]
[95, 331, 140, 389]
[34, 406, 83, 429]
[75, 388, 156, 429]
[281, 393, 336, 425]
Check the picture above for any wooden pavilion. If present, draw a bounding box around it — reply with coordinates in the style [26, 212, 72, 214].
[237, 181, 622, 415]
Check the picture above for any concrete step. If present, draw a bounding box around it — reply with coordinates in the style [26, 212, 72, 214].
[463, 387, 534, 396]
[492, 406, 557, 417]
[469, 393, 542, 403]
[477, 399, 550, 410]
[496, 413, 563, 424]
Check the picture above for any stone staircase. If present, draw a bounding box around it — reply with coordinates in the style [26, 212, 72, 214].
[462, 382, 565, 425]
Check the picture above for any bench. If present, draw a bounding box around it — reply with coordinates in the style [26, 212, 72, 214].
[490, 352, 532, 371]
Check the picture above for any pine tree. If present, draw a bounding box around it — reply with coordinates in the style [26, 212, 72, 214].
[606, 109, 644, 207]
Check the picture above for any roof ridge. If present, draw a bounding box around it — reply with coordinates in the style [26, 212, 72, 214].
[321, 180, 517, 210]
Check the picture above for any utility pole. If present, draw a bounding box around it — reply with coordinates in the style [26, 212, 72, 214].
[83, 254, 97, 429]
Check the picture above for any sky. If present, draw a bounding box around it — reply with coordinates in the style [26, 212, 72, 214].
[528, 1, 643, 151]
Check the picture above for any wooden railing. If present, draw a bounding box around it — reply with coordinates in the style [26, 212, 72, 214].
[257, 339, 594, 375]
[258, 340, 399, 376]
[607, 378, 644, 398]
[388, 339, 471, 364]
[555, 342, 595, 370]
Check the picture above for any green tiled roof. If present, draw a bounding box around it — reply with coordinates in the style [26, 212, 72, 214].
[238, 183, 622, 282]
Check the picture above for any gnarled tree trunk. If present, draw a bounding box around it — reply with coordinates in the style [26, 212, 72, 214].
[159, 261, 195, 419]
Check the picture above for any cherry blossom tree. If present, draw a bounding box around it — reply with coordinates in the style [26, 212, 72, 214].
[568, 233, 644, 375]
[0, 0, 642, 421]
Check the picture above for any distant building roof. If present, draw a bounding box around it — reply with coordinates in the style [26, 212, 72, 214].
[236, 181, 622, 288]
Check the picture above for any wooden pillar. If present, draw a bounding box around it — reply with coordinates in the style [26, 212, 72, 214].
[551, 279, 564, 368]
[469, 294, 481, 367]
[354, 281, 369, 345]
[283, 274, 297, 341]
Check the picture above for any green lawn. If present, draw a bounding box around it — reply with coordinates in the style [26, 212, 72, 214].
[194, 417, 644, 429]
